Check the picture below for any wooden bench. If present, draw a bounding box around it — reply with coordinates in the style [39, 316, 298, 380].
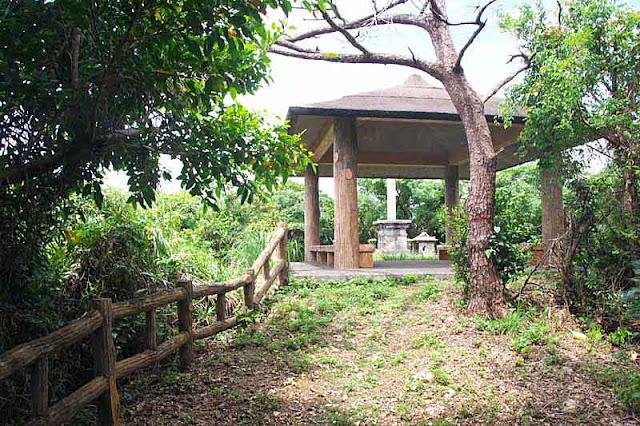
[310, 244, 375, 268]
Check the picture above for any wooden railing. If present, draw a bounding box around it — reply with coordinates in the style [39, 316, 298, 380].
[0, 223, 290, 425]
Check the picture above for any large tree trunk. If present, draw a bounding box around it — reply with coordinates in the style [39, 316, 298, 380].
[444, 76, 508, 318]
[426, 0, 508, 318]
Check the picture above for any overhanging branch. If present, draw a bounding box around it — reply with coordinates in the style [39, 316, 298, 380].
[270, 45, 442, 78]
[482, 54, 531, 103]
[454, 0, 499, 71]
[287, 0, 421, 43]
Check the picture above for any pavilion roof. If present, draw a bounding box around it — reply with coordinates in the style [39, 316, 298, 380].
[287, 74, 523, 122]
[286, 75, 531, 180]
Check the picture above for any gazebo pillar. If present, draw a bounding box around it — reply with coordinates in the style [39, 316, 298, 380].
[540, 165, 564, 250]
[333, 117, 359, 269]
[444, 165, 460, 244]
[304, 163, 320, 262]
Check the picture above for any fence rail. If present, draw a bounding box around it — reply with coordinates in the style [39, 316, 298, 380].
[0, 223, 290, 425]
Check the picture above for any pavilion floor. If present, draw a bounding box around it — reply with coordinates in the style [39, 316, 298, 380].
[291, 260, 453, 281]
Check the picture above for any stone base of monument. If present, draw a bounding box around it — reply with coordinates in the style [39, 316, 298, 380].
[374, 220, 412, 254]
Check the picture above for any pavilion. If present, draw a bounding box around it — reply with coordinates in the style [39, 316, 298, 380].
[287, 75, 564, 270]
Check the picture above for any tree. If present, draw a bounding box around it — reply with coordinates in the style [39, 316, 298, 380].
[0, 0, 308, 291]
[502, 0, 640, 322]
[272, 0, 530, 317]
[502, 0, 640, 217]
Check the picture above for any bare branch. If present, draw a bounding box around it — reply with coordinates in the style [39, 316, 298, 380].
[482, 54, 530, 103]
[317, 6, 369, 54]
[270, 45, 442, 78]
[287, 0, 415, 42]
[454, 0, 499, 71]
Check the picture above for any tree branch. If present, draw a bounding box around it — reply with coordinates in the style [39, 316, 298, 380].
[287, 0, 417, 42]
[482, 54, 530, 103]
[270, 45, 442, 78]
[454, 0, 498, 71]
[317, 6, 369, 54]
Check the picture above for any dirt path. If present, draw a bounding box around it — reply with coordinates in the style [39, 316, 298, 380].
[123, 277, 639, 425]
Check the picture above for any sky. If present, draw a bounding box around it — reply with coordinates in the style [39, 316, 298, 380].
[103, 0, 620, 197]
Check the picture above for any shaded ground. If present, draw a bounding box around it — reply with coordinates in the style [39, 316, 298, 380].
[123, 276, 640, 425]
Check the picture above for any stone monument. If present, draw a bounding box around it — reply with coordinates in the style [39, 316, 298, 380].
[373, 179, 411, 254]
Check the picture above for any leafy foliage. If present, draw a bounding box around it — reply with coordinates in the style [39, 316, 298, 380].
[0, 0, 308, 300]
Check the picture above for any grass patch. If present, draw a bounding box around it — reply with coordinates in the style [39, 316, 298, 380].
[373, 252, 438, 261]
[475, 307, 555, 352]
[415, 281, 441, 302]
[410, 333, 445, 349]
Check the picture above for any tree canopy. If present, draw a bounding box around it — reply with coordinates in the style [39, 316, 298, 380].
[0, 0, 307, 289]
[502, 0, 640, 214]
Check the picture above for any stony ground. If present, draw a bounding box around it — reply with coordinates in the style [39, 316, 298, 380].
[121, 276, 640, 425]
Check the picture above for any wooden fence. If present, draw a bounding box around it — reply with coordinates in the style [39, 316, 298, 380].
[0, 223, 290, 425]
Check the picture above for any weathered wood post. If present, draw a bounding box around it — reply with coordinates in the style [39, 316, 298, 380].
[144, 308, 158, 373]
[216, 293, 227, 322]
[444, 165, 460, 245]
[333, 117, 359, 269]
[263, 255, 271, 282]
[176, 279, 193, 370]
[243, 268, 256, 310]
[304, 163, 320, 262]
[91, 298, 122, 425]
[276, 223, 289, 286]
[30, 357, 48, 422]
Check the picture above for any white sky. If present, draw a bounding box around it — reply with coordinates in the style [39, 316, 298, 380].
[104, 0, 625, 197]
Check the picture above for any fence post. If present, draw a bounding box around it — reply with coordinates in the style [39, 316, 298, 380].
[216, 293, 227, 322]
[243, 268, 256, 310]
[276, 222, 289, 287]
[263, 255, 271, 282]
[145, 308, 158, 373]
[91, 298, 122, 425]
[30, 357, 48, 422]
[177, 279, 194, 371]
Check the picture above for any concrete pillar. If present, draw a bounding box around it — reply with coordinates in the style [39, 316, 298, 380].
[333, 117, 359, 269]
[540, 166, 564, 249]
[304, 163, 320, 262]
[386, 178, 397, 220]
[444, 165, 459, 244]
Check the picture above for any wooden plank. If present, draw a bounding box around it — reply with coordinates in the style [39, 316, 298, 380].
[176, 279, 193, 371]
[113, 288, 186, 319]
[275, 224, 289, 286]
[115, 332, 189, 379]
[193, 317, 239, 341]
[192, 275, 251, 298]
[322, 151, 450, 166]
[310, 121, 334, 162]
[0, 311, 102, 381]
[251, 226, 287, 274]
[91, 298, 121, 425]
[254, 260, 285, 304]
[43, 376, 109, 425]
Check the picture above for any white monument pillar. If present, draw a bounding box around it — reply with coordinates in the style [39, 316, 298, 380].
[386, 178, 397, 220]
[374, 178, 411, 254]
